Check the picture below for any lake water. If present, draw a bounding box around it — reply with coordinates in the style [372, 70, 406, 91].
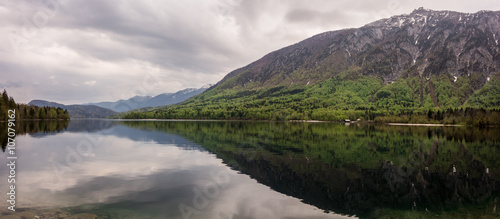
[0, 120, 499, 218]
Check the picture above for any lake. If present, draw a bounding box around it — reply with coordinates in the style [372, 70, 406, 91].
[1, 120, 499, 218]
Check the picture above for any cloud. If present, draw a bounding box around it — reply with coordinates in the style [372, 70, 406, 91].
[0, 80, 22, 88]
[0, 0, 498, 104]
[285, 8, 319, 23]
[83, 80, 96, 86]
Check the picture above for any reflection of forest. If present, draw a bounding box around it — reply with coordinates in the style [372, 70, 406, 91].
[122, 121, 500, 218]
[1, 120, 69, 151]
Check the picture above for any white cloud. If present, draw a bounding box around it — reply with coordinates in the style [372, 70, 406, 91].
[83, 80, 96, 86]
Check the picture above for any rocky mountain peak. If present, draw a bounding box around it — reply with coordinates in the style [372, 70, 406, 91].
[213, 9, 499, 90]
[412, 7, 432, 14]
[201, 84, 214, 89]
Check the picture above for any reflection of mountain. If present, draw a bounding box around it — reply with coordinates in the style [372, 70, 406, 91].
[1, 120, 69, 152]
[6, 120, 499, 217]
[108, 125, 205, 151]
[4, 120, 205, 151]
[64, 119, 115, 133]
[23, 120, 116, 138]
[229, 147, 496, 217]
[121, 121, 500, 218]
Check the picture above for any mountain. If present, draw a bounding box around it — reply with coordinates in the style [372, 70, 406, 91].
[143, 87, 209, 108]
[211, 8, 499, 92]
[122, 9, 500, 124]
[28, 100, 118, 118]
[84, 96, 152, 113]
[87, 85, 212, 112]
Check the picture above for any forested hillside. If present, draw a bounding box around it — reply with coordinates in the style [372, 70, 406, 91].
[0, 90, 69, 121]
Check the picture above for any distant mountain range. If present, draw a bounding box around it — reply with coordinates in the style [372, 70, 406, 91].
[85, 85, 212, 112]
[28, 100, 118, 118]
[28, 85, 212, 118]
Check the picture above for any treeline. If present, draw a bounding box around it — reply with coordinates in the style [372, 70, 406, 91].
[121, 106, 500, 126]
[372, 108, 500, 126]
[0, 89, 69, 121]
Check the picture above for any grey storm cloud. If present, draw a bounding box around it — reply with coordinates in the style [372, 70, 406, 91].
[0, 0, 498, 104]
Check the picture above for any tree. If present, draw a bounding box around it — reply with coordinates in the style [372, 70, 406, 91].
[29, 108, 36, 119]
[2, 89, 8, 104]
[39, 107, 47, 119]
[8, 97, 16, 109]
[48, 108, 57, 119]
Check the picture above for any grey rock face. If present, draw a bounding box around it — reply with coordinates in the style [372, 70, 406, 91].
[216, 9, 500, 89]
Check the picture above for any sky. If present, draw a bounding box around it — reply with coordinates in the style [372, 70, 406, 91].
[1, 0, 499, 104]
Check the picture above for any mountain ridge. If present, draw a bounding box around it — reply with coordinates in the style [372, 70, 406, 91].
[212, 8, 499, 91]
[86, 85, 212, 112]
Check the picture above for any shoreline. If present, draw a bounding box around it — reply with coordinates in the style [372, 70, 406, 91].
[75, 118, 474, 126]
[386, 123, 463, 127]
[108, 118, 342, 123]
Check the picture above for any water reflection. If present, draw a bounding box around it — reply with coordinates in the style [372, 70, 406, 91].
[1, 120, 498, 218]
[0, 120, 348, 219]
[1, 120, 69, 152]
[122, 121, 500, 218]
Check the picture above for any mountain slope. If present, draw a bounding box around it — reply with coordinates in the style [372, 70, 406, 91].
[28, 100, 117, 118]
[87, 85, 211, 112]
[142, 87, 209, 108]
[212, 8, 499, 90]
[85, 96, 152, 113]
[122, 9, 500, 124]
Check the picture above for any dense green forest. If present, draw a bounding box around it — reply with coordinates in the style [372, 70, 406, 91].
[0, 89, 70, 121]
[119, 70, 500, 126]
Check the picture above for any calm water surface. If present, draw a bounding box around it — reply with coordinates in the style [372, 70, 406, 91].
[0, 120, 499, 219]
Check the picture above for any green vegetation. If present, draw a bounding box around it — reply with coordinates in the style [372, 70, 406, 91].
[465, 74, 500, 108]
[119, 69, 500, 126]
[0, 89, 70, 121]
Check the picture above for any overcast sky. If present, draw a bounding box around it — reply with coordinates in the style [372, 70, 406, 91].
[1, 0, 499, 104]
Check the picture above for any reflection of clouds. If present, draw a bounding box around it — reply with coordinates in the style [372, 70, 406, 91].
[203, 173, 350, 219]
[0, 124, 348, 218]
[1, 131, 220, 208]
